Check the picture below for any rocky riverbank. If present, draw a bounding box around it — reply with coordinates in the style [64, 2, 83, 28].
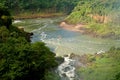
[59, 21, 98, 37]
[60, 21, 120, 39]
[60, 22, 87, 33]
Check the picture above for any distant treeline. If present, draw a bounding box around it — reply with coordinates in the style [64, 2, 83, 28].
[0, 0, 79, 14]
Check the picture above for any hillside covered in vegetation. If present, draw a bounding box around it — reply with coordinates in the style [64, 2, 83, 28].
[0, 6, 60, 80]
[65, 0, 120, 39]
[74, 47, 120, 80]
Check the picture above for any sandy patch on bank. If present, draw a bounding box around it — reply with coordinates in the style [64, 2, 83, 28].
[60, 22, 86, 33]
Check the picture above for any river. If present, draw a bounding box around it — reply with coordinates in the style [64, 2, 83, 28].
[13, 17, 120, 80]
[13, 17, 120, 56]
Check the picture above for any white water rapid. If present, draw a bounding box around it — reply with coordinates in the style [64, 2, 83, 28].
[13, 20, 22, 23]
[57, 55, 80, 80]
[13, 17, 120, 56]
[13, 17, 120, 80]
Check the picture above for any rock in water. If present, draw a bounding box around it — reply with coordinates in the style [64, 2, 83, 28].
[57, 55, 76, 80]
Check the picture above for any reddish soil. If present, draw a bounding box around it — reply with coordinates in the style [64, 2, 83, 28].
[60, 22, 87, 33]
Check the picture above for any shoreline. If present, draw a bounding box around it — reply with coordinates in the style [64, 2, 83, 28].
[60, 21, 87, 33]
[13, 12, 65, 20]
[59, 22, 119, 39]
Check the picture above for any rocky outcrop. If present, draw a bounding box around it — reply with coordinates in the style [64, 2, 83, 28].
[18, 26, 33, 42]
[60, 22, 86, 33]
[88, 14, 111, 23]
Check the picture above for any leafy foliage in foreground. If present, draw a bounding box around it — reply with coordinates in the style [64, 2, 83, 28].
[0, 6, 57, 80]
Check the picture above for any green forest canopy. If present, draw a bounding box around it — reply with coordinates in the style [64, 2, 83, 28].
[0, 6, 58, 80]
[0, 0, 80, 14]
[66, 0, 120, 23]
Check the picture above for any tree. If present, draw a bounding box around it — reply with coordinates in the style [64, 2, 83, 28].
[0, 5, 12, 29]
[0, 36, 57, 80]
[2, 0, 79, 14]
[0, 6, 58, 80]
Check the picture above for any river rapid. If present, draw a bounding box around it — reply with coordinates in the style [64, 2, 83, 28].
[13, 17, 120, 56]
[13, 17, 120, 80]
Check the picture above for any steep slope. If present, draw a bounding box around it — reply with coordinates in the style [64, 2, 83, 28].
[0, 6, 58, 80]
[73, 47, 120, 80]
[65, 0, 120, 38]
